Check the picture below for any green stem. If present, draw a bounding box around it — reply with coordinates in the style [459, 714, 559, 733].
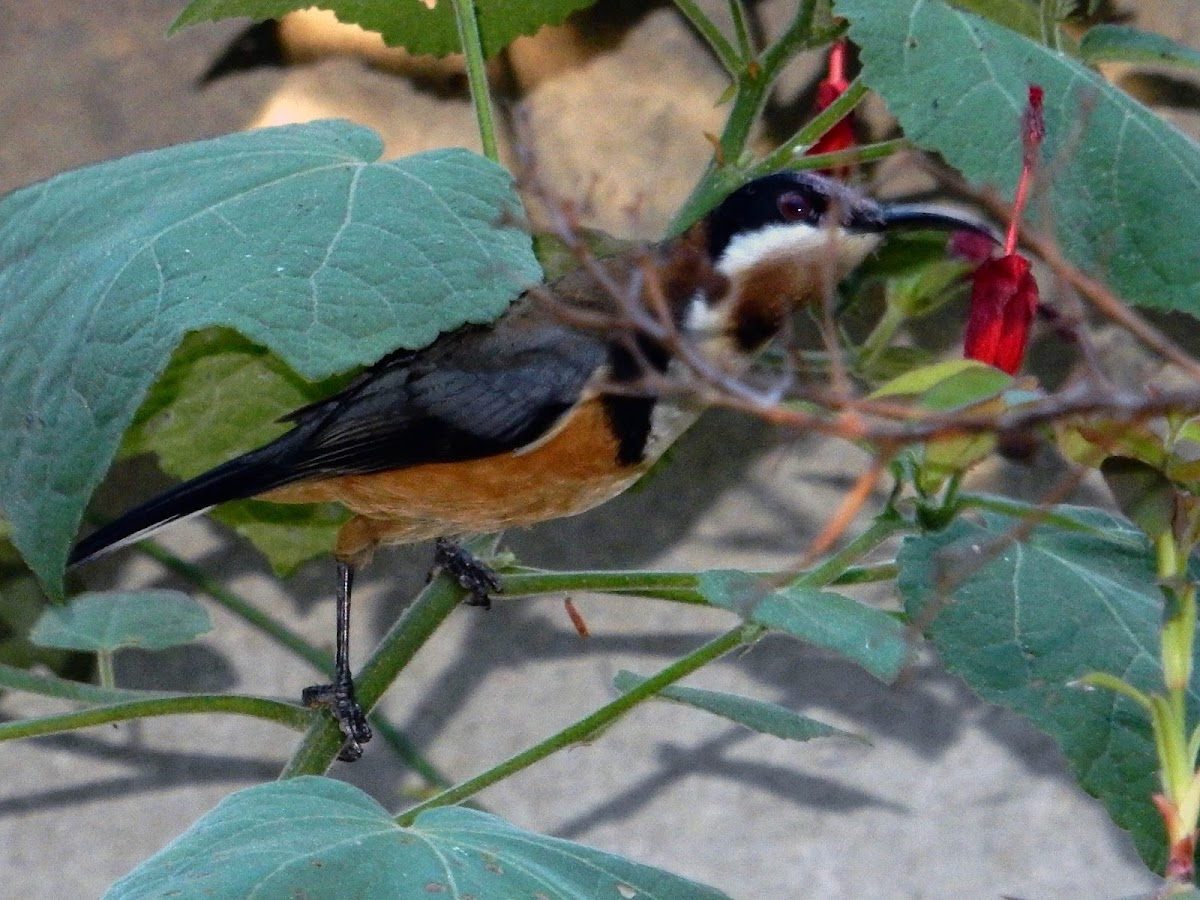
[672, 0, 742, 75]
[501, 561, 897, 610]
[667, 7, 843, 234]
[1074, 671, 1153, 712]
[958, 494, 1114, 536]
[794, 138, 910, 173]
[1040, 0, 1061, 51]
[728, 0, 755, 61]
[96, 650, 116, 689]
[0, 694, 312, 742]
[137, 540, 451, 786]
[280, 537, 497, 777]
[395, 624, 750, 824]
[833, 562, 899, 585]
[502, 560, 900, 601]
[0, 661, 148, 704]
[448, 0, 499, 161]
[1162, 581, 1195, 699]
[857, 302, 910, 374]
[667, 80, 769, 233]
[751, 77, 870, 177]
[1152, 693, 1189, 804]
[792, 511, 909, 591]
[501, 569, 708, 605]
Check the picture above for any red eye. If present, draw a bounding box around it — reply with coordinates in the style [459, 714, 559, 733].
[777, 191, 813, 222]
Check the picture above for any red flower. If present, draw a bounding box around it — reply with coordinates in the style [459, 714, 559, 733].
[963, 254, 1039, 375]
[962, 85, 1044, 375]
[806, 40, 856, 177]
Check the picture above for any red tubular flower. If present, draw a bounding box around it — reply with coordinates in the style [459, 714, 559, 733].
[806, 39, 856, 177]
[962, 254, 1038, 375]
[962, 85, 1044, 375]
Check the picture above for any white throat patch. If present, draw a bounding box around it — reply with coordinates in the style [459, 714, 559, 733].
[715, 222, 880, 281]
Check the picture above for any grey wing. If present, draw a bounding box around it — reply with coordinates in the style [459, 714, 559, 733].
[276, 317, 610, 478]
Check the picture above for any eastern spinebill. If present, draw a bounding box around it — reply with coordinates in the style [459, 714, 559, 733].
[70, 171, 993, 760]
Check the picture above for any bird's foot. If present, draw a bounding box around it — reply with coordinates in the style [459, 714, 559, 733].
[433, 538, 503, 608]
[302, 674, 373, 762]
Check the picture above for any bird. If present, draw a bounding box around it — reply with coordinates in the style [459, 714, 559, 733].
[69, 171, 994, 760]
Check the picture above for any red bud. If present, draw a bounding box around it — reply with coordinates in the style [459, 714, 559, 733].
[963, 253, 1039, 375]
[806, 40, 856, 177]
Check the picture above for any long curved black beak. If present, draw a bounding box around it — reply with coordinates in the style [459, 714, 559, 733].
[878, 202, 1001, 243]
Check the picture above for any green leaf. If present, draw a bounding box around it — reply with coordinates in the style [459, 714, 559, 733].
[1081, 24, 1200, 72]
[613, 670, 864, 743]
[837, 0, 1200, 319]
[871, 360, 1018, 491]
[697, 571, 908, 682]
[884, 258, 973, 319]
[897, 506, 1199, 873]
[870, 359, 1011, 408]
[0, 569, 81, 673]
[0, 121, 538, 597]
[946, 0, 1044, 42]
[173, 0, 602, 59]
[31, 591, 211, 652]
[122, 329, 351, 465]
[105, 777, 731, 900]
[211, 501, 348, 576]
[1100, 456, 1177, 542]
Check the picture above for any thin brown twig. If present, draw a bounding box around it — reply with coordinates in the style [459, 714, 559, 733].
[794, 453, 889, 572]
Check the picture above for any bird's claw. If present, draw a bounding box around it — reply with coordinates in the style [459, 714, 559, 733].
[433, 538, 502, 608]
[303, 676, 372, 762]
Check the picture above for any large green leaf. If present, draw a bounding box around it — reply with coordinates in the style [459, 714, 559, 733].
[897, 505, 1197, 874]
[174, 0, 602, 59]
[105, 777, 731, 899]
[837, 0, 1200, 318]
[0, 121, 538, 596]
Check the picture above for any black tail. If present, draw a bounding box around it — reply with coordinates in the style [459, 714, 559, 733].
[69, 441, 299, 568]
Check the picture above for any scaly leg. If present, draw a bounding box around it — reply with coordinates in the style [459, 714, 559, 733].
[302, 560, 373, 762]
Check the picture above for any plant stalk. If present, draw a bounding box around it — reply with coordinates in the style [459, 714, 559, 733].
[395, 624, 750, 824]
[448, 0, 500, 161]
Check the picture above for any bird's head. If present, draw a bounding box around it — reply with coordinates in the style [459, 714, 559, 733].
[686, 171, 997, 353]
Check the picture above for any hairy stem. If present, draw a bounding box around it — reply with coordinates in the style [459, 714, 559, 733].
[0, 693, 311, 742]
[672, 0, 742, 75]
[667, 11, 846, 233]
[449, 0, 500, 161]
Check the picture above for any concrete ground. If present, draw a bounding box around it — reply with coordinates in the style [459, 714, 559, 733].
[1, 1, 1194, 896]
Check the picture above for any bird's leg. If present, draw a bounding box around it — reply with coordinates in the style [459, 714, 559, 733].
[302, 559, 373, 762]
[433, 537, 502, 608]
